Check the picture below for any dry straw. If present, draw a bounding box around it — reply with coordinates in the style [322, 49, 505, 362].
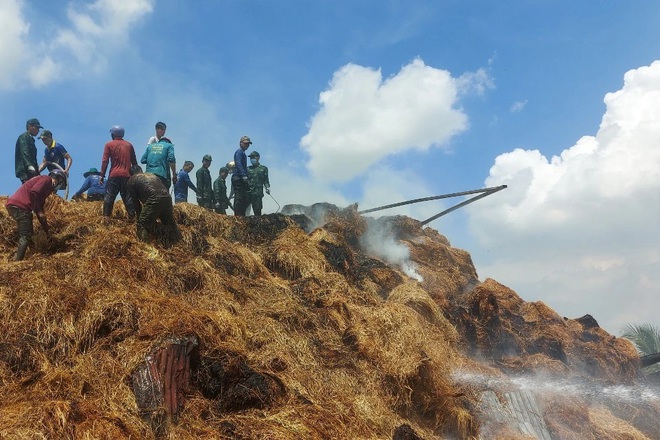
[0, 195, 656, 439]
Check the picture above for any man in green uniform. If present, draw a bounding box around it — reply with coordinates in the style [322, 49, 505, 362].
[247, 150, 270, 216]
[196, 154, 214, 209]
[15, 118, 43, 184]
[213, 166, 232, 214]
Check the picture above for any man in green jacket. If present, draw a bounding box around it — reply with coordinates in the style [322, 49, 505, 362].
[213, 166, 232, 214]
[140, 137, 177, 189]
[247, 150, 270, 216]
[196, 154, 214, 209]
[15, 118, 43, 183]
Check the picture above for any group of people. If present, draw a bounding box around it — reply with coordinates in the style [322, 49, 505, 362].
[7, 118, 271, 261]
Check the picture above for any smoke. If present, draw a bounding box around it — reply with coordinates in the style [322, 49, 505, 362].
[361, 221, 423, 282]
[451, 370, 660, 405]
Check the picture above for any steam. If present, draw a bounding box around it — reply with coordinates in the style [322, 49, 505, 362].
[451, 370, 660, 405]
[361, 223, 423, 282]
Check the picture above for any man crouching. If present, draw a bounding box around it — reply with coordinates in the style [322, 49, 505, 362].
[5, 170, 67, 261]
[126, 165, 181, 246]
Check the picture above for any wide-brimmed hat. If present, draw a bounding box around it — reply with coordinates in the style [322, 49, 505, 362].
[84, 167, 101, 178]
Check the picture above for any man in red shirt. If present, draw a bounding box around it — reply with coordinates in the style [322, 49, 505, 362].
[100, 125, 138, 218]
[5, 170, 67, 261]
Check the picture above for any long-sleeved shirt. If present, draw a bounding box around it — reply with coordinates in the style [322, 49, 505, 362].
[101, 139, 137, 179]
[233, 148, 248, 180]
[140, 140, 176, 184]
[73, 174, 106, 198]
[6, 175, 53, 213]
[248, 164, 270, 198]
[15, 131, 39, 181]
[126, 172, 170, 217]
[213, 177, 230, 209]
[174, 169, 197, 202]
[195, 167, 213, 201]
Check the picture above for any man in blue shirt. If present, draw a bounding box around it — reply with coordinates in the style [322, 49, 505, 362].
[72, 168, 106, 201]
[38, 130, 73, 175]
[174, 161, 198, 204]
[232, 135, 252, 216]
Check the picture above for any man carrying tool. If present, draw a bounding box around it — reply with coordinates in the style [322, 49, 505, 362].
[232, 135, 251, 216]
[196, 154, 214, 209]
[213, 166, 232, 214]
[38, 129, 73, 177]
[5, 170, 67, 261]
[247, 150, 270, 216]
[126, 165, 180, 246]
[15, 118, 43, 184]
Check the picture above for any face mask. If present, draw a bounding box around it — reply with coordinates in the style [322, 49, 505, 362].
[250, 158, 258, 165]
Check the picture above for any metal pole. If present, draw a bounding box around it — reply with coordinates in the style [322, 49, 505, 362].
[420, 185, 507, 225]
[358, 185, 507, 215]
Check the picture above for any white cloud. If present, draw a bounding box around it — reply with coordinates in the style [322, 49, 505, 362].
[0, 0, 153, 90]
[510, 100, 527, 113]
[468, 60, 660, 333]
[0, 0, 30, 89]
[300, 59, 486, 183]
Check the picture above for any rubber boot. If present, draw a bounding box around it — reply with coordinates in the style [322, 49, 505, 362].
[14, 239, 29, 261]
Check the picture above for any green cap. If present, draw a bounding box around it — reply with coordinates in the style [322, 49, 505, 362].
[248, 150, 260, 158]
[203, 154, 212, 161]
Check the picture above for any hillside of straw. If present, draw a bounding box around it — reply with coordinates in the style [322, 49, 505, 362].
[0, 195, 658, 439]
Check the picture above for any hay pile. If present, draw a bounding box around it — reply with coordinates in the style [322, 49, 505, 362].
[0, 196, 657, 439]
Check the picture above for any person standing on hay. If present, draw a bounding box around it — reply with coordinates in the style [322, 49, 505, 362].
[72, 168, 106, 201]
[140, 136, 177, 189]
[231, 135, 252, 216]
[213, 166, 232, 214]
[247, 150, 270, 216]
[126, 165, 181, 246]
[174, 160, 198, 204]
[196, 154, 214, 210]
[37, 129, 73, 178]
[100, 125, 138, 219]
[15, 118, 43, 184]
[5, 170, 67, 261]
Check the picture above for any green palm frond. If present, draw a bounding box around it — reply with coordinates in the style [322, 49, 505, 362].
[621, 323, 660, 355]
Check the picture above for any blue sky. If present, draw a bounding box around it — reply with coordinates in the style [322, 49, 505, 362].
[3, 0, 660, 334]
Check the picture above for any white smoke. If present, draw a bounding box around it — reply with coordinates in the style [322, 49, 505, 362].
[361, 223, 423, 282]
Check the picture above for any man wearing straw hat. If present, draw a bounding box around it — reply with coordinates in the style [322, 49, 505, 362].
[72, 168, 106, 201]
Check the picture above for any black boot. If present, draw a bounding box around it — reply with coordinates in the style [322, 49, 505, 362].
[14, 239, 29, 261]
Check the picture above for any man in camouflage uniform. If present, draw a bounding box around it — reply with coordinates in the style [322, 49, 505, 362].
[196, 154, 214, 209]
[247, 150, 270, 216]
[15, 118, 43, 184]
[213, 166, 232, 214]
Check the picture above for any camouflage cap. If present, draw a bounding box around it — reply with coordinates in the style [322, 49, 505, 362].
[219, 166, 228, 173]
[203, 154, 212, 161]
[240, 135, 252, 144]
[248, 150, 260, 158]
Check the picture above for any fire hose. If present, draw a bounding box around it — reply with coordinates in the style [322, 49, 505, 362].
[358, 185, 507, 225]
